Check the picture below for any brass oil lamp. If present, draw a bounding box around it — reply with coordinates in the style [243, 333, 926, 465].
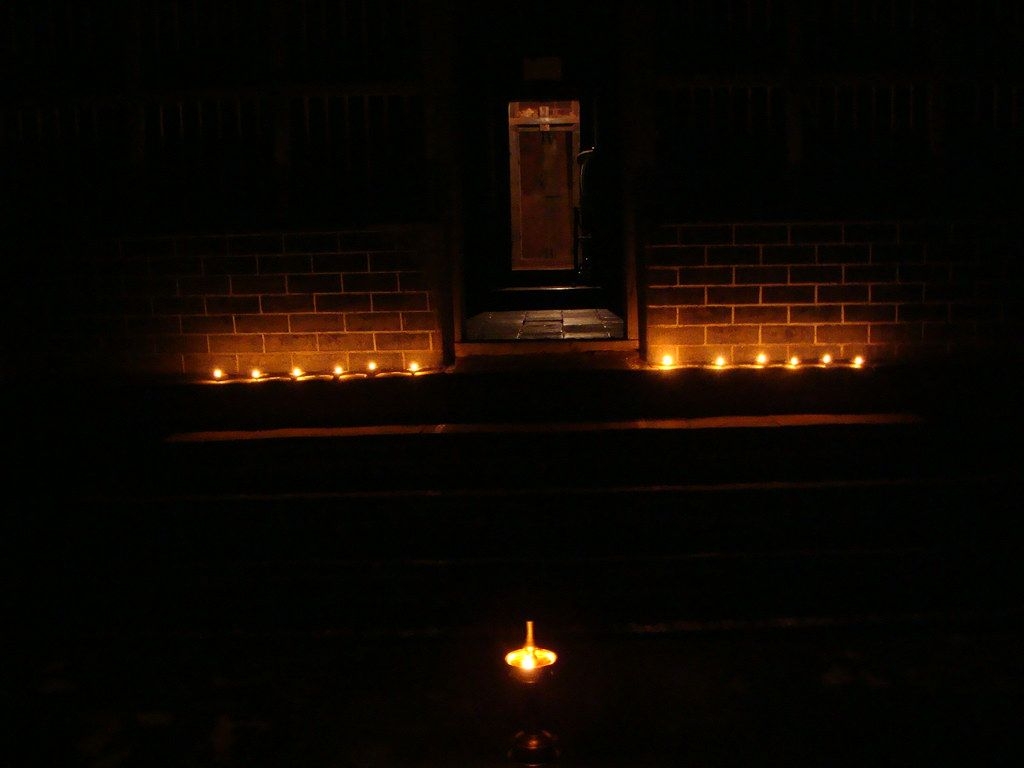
[504, 620, 560, 765]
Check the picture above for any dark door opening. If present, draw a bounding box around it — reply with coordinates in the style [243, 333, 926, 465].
[460, 99, 625, 343]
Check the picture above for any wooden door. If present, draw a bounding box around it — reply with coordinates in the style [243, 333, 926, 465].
[508, 101, 580, 272]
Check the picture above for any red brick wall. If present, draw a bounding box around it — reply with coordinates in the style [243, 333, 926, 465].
[643, 220, 1021, 366]
[15, 225, 446, 381]
[8, 218, 1019, 383]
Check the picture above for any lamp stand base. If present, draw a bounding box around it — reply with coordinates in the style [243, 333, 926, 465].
[508, 729, 560, 766]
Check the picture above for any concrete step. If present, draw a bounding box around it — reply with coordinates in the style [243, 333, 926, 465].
[487, 285, 608, 310]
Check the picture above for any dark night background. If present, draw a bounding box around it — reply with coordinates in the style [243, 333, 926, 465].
[4, 2, 1023, 767]
[4, 0, 1022, 236]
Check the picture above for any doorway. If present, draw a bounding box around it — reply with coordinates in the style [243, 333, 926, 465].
[457, 97, 630, 348]
[460, 99, 626, 343]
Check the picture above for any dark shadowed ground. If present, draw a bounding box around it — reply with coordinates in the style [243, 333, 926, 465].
[7, 359, 1022, 766]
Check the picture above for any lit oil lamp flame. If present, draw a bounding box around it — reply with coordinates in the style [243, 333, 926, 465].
[505, 621, 557, 681]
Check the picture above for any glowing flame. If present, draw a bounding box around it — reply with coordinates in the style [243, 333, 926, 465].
[367, 361, 378, 372]
[714, 355, 726, 367]
[505, 620, 557, 678]
[408, 361, 420, 372]
[821, 353, 832, 365]
[853, 355, 865, 367]
[660, 354, 674, 367]
[788, 356, 800, 367]
[212, 368, 224, 379]
[755, 353, 768, 366]
[250, 368, 262, 379]
[333, 364, 344, 376]
[291, 366, 304, 378]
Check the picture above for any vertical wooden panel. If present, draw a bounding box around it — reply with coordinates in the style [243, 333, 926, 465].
[508, 101, 580, 272]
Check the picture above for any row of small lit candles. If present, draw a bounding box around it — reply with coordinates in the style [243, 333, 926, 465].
[211, 360, 426, 381]
[209, 353, 866, 381]
[659, 352, 866, 368]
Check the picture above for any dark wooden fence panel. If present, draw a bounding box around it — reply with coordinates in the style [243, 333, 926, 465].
[1, 0, 429, 234]
[646, 0, 1023, 219]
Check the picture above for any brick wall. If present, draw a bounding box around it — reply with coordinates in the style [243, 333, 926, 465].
[12, 224, 446, 382]
[643, 220, 1021, 366]
[8, 218, 1020, 383]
